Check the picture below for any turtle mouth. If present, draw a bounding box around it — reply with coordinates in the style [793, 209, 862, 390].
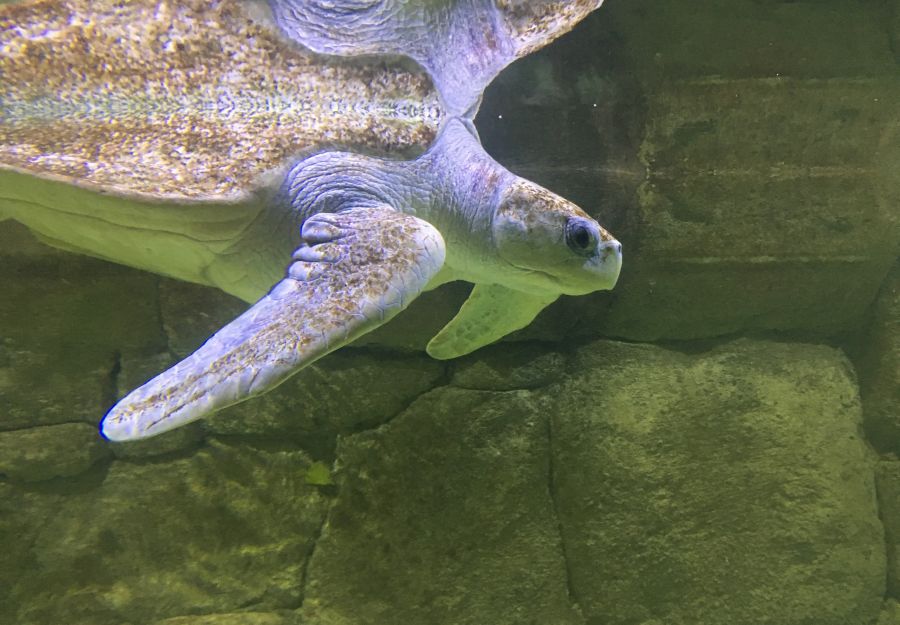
[506, 249, 621, 296]
[504, 263, 568, 294]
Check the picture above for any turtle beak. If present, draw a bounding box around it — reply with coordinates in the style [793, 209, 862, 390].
[564, 216, 622, 291]
[589, 239, 622, 289]
[589, 237, 622, 288]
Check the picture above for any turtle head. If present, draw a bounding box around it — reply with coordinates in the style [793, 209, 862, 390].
[495, 0, 605, 56]
[492, 178, 621, 296]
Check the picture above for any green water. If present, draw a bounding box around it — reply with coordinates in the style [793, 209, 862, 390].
[0, 1, 898, 624]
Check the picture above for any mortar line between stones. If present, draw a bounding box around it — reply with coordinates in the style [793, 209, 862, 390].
[297, 466, 337, 611]
[887, 4, 899, 65]
[0, 420, 105, 434]
[103, 349, 122, 410]
[873, 463, 895, 604]
[153, 276, 171, 354]
[295, 365, 455, 605]
[546, 411, 583, 619]
[344, 360, 453, 437]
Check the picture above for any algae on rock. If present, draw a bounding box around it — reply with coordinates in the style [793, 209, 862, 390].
[294, 339, 885, 625]
[0, 423, 110, 481]
[3, 439, 328, 625]
[301, 386, 582, 625]
[551, 339, 885, 625]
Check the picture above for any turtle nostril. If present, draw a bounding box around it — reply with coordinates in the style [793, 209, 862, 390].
[598, 240, 622, 259]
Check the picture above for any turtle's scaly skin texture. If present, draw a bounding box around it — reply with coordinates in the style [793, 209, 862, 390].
[0, 0, 443, 198]
[498, 0, 603, 55]
[104, 207, 445, 440]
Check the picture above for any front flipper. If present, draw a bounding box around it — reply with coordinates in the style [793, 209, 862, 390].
[101, 208, 445, 441]
[426, 284, 557, 360]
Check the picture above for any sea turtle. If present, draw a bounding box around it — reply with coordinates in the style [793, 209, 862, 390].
[0, 0, 621, 441]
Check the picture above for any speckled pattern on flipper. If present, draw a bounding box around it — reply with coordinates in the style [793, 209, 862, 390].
[102, 207, 445, 440]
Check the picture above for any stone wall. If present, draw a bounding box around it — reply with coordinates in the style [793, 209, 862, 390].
[1, 0, 899, 624]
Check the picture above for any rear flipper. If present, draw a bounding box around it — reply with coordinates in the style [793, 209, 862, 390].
[265, 0, 604, 113]
[426, 284, 557, 359]
[101, 207, 445, 441]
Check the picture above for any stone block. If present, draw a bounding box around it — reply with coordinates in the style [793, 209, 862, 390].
[879, 600, 900, 625]
[153, 613, 296, 625]
[0, 220, 64, 258]
[604, 78, 900, 340]
[552, 339, 885, 624]
[2, 439, 327, 625]
[0, 226, 165, 430]
[302, 387, 581, 625]
[877, 460, 900, 600]
[606, 0, 898, 82]
[450, 341, 567, 391]
[0, 482, 59, 619]
[158, 278, 249, 360]
[0, 423, 110, 481]
[859, 264, 900, 453]
[477, 1, 900, 343]
[893, 0, 900, 65]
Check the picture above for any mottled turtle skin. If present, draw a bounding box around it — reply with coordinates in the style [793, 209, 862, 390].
[0, 0, 621, 440]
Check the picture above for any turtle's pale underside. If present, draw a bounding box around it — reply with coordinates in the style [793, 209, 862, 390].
[0, 0, 621, 440]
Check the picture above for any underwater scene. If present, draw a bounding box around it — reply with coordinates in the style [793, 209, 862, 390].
[0, 0, 898, 624]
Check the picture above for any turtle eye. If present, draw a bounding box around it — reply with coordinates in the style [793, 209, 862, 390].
[566, 219, 598, 255]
